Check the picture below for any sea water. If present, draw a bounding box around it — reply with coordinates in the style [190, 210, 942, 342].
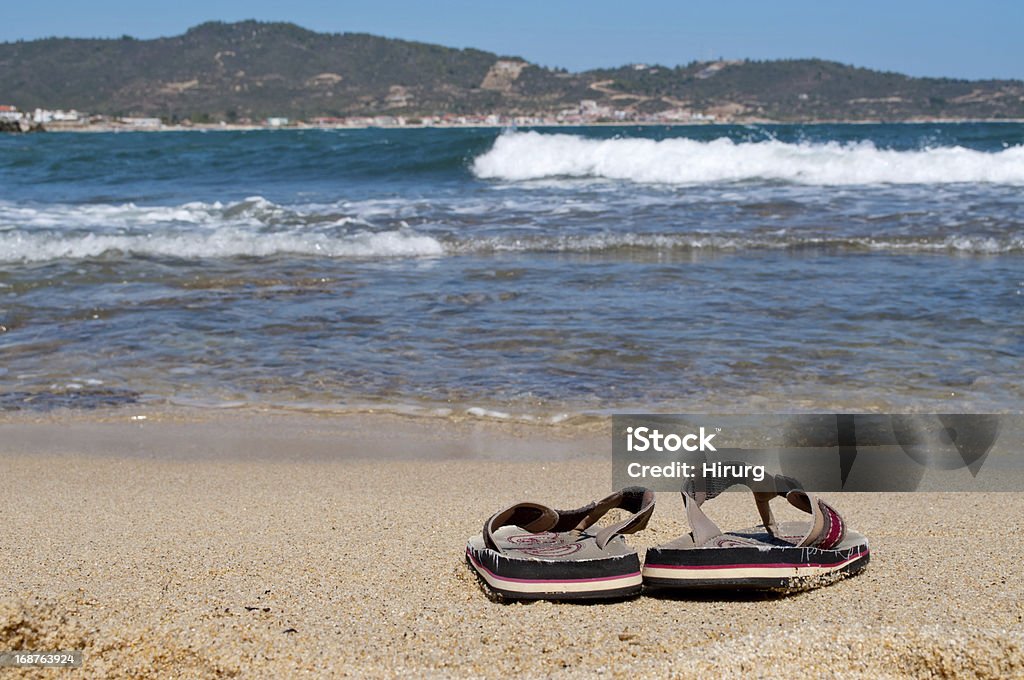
[1, 124, 1022, 417]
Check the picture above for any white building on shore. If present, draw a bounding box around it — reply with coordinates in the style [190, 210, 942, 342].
[0, 105, 23, 121]
[120, 117, 162, 128]
[32, 108, 82, 123]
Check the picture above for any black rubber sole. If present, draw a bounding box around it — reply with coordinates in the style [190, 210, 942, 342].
[642, 546, 870, 591]
[465, 550, 644, 601]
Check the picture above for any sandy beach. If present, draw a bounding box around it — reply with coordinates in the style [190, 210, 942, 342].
[1, 408, 1021, 678]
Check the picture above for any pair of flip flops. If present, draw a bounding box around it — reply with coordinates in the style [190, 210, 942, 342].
[465, 467, 870, 600]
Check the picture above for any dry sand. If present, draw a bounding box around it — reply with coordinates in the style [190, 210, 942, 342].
[1, 408, 1022, 678]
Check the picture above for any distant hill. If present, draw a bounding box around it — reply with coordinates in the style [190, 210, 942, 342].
[1, 21, 1022, 122]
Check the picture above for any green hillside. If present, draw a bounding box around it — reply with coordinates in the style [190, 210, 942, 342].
[1, 21, 1021, 121]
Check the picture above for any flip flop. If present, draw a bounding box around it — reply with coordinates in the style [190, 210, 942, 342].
[466, 486, 655, 601]
[643, 465, 869, 591]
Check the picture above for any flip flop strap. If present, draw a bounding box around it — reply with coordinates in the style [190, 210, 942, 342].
[550, 486, 656, 548]
[589, 486, 656, 549]
[483, 487, 656, 553]
[482, 502, 559, 552]
[682, 466, 845, 548]
[682, 491, 725, 546]
[785, 490, 847, 549]
[683, 464, 795, 540]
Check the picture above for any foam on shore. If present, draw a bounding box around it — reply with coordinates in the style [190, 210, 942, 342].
[0, 226, 443, 262]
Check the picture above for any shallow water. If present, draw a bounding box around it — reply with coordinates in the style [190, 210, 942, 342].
[1, 124, 1022, 416]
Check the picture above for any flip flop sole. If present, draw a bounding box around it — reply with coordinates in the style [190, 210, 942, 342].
[642, 544, 869, 590]
[466, 547, 643, 600]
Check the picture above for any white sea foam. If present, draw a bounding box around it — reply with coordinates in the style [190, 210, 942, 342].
[3, 226, 1019, 262]
[0, 195, 446, 262]
[2, 184, 1020, 263]
[465, 406, 512, 419]
[0, 227, 444, 262]
[0, 196, 341, 231]
[449, 232, 1024, 255]
[472, 132, 1024, 185]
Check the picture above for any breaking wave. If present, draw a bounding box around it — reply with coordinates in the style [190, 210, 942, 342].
[0, 196, 363, 230]
[2, 192, 1021, 263]
[472, 131, 1024, 185]
[0, 196, 443, 262]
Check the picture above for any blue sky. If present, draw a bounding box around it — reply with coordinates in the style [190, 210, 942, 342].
[3, 1, 1022, 80]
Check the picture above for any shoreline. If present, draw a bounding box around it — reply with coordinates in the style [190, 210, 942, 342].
[0, 406, 609, 462]
[0, 400, 613, 433]
[2, 407, 1023, 676]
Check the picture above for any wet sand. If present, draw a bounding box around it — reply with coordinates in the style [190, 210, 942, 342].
[1, 409, 1022, 678]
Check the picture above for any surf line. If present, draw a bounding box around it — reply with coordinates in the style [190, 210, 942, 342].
[626, 460, 766, 482]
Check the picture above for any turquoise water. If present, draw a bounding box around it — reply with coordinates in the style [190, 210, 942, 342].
[1, 124, 1022, 416]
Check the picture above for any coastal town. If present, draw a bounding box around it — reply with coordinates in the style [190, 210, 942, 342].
[0, 99, 722, 133]
[5, 21, 1024, 135]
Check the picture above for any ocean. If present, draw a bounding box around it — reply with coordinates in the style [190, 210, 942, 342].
[1, 124, 1022, 418]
